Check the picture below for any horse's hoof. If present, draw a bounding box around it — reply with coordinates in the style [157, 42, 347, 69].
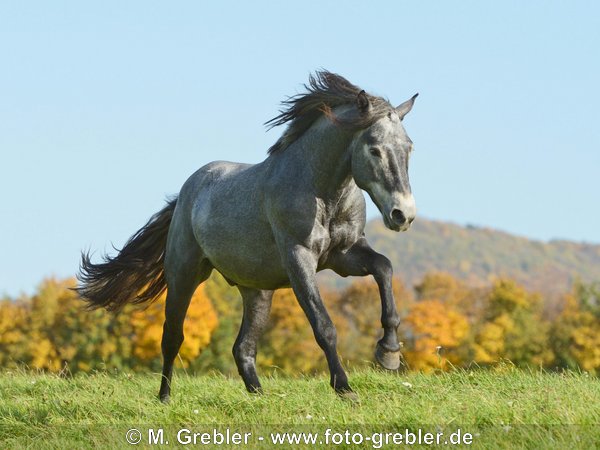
[375, 342, 402, 371]
[247, 386, 263, 394]
[337, 390, 360, 404]
[159, 394, 171, 404]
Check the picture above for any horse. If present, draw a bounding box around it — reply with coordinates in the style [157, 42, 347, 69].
[77, 71, 418, 402]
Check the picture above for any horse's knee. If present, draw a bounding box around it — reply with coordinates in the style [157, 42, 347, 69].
[372, 255, 393, 280]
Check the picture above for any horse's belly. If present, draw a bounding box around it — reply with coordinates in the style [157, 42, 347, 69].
[196, 216, 290, 290]
[209, 248, 290, 290]
[211, 246, 290, 290]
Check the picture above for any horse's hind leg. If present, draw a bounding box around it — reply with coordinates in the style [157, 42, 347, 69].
[233, 287, 273, 393]
[158, 247, 212, 403]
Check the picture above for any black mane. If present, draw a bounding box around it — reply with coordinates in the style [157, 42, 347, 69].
[265, 70, 392, 154]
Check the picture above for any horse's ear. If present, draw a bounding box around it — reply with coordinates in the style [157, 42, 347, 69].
[357, 90, 371, 114]
[396, 93, 418, 120]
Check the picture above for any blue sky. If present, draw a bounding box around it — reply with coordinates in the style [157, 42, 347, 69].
[1, 2, 599, 296]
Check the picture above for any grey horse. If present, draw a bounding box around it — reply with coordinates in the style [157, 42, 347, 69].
[77, 71, 418, 402]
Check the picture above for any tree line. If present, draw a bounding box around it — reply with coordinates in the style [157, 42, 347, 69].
[1, 272, 599, 375]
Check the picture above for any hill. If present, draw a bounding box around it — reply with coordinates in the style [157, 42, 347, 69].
[319, 217, 600, 296]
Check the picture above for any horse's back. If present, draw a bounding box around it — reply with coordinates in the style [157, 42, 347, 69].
[182, 160, 264, 233]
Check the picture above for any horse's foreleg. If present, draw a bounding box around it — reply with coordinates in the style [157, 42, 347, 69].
[233, 287, 273, 393]
[327, 238, 402, 370]
[282, 243, 355, 399]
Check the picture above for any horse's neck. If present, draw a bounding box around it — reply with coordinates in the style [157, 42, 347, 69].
[295, 117, 357, 199]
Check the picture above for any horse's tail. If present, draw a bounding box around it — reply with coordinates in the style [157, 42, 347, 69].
[76, 198, 178, 312]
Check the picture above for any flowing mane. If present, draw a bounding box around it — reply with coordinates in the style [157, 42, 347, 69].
[265, 70, 393, 154]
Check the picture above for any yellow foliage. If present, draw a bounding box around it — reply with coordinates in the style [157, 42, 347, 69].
[28, 333, 61, 372]
[416, 272, 468, 307]
[0, 273, 596, 375]
[472, 279, 551, 366]
[472, 320, 506, 363]
[0, 299, 28, 366]
[403, 299, 469, 371]
[487, 279, 536, 314]
[331, 277, 410, 367]
[130, 283, 218, 367]
[258, 288, 322, 373]
[552, 293, 600, 373]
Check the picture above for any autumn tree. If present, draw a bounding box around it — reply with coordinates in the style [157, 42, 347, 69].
[49, 278, 135, 372]
[472, 279, 552, 367]
[0, 277, 218, 374]
[0, 297, 28, 367]
[193, 272, 242, 374]
[415, 272, 485, 320]
[0, 278, 135, 372]
[551, 282, 600, 374]
[330, 277, 411, 368]
[402, 299, 469, 371]
[4, 271, 598, 376]
[258, 288, 324, 374]
[130, 282, 218, 371]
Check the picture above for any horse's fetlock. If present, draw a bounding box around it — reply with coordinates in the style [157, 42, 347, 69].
[383, 315, 400, 330]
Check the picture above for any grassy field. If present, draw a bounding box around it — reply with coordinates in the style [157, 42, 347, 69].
[1, 367, 599, 449]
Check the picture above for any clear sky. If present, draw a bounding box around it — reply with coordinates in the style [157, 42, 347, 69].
[1, 2, 599, 297]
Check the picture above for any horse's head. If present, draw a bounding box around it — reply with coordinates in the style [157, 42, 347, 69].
[350, 92, 418, 232]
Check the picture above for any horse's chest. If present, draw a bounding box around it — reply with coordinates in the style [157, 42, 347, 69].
[314, 219, 359, 267]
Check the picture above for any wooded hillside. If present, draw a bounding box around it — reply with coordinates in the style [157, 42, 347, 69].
[319, 217, 600, 297]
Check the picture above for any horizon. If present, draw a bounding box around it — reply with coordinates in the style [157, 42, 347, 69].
[1, 2, 599, 297]
[5, 214, 598, 299]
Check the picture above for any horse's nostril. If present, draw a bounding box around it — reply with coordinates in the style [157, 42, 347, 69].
[391, 209, 406, 226]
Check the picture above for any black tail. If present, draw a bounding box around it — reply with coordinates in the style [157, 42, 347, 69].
[76, 198, 177, 312]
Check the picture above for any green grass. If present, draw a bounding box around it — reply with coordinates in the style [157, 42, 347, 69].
[1, 367, 599, 449]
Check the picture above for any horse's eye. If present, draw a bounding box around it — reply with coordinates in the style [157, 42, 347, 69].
[370, 147, 381, 158]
